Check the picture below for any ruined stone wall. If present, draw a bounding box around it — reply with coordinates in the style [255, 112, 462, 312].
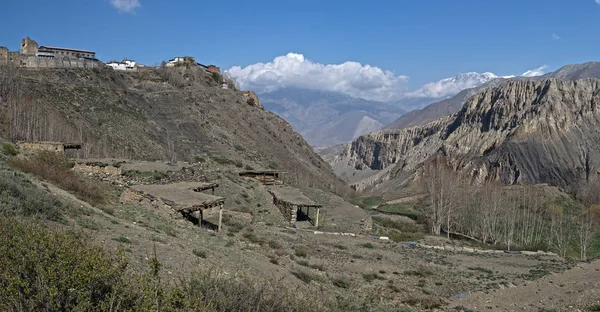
[73, 163, 123, 176]
[17, 142, 65, 152]
[21, 37, 38, 56]
[0, 47, 7, 61]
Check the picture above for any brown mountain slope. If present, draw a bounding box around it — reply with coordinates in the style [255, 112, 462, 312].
[0, 65, 348, 195]
[342, 79, 600, 192]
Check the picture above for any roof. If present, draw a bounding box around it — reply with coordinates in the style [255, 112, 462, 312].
[269, 186, 321, 207]
[131, 182, 224, 211]
[38, 46, 95, 54]
[193, 182, 219, 192]
[240, 170, 287, 175]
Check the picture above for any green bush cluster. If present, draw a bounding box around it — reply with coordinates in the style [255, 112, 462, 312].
[0, 217, 399, 311]
[0, 171, 63, 220]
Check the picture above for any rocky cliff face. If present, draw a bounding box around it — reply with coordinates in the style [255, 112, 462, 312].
[343, 79, 600, 191]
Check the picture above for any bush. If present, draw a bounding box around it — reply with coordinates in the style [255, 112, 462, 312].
[291, 271, 314, 284]
[8, 151, 107, 204]
[0, 218, 402, 311]
[268, 240, 283, 249]
[333, 278, 348, 288]
[0, 218, 131, 311]
[211, 72, 221, 82]
[2, 143, 18, 156]
[294, 245, 309, 257]
[193, 249, 207, 258]
[0, 171, 64, 220]
[362, 242, 374, 249]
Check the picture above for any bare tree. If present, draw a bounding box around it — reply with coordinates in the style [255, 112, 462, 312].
[422, 156, 462, 236]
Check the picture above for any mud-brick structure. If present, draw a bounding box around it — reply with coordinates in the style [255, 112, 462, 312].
[130, 182, 225, 231]
[239, 170, 286, 185]
[17, 141, 82, 152]
[269, 187, 322, 226]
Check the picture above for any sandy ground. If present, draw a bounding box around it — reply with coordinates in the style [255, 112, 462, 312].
[455, 259, 600, 311]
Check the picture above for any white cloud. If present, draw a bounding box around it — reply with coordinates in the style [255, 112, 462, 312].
[226, 53, 409, 101]
[552, 33, 561, 40]
[109, 0, 140, 13]
[596, 0, 600, 4]
[522, 65, 548, 77]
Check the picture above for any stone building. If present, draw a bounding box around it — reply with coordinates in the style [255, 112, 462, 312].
[21, 37, 38, 56]
[0, 46, 7, 61]
[37, 46, 95, 60]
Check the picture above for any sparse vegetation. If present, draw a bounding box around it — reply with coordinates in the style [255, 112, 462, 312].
[7, 151, 107, 204]
[294, 245, 309, 257]
[193, 249, 207, 258]
[0, 171, 64, 220]
[2, 142, 18, 156]
[113, 236, 132, 244]
[268, 240, 283, 249]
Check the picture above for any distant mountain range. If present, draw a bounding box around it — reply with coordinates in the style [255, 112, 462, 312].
[384, 62, 600, 130]
[258, 72, 503, 147]
[258, 88, 405, 147]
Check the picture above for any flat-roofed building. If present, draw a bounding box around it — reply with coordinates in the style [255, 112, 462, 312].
[36, 46, 96, 60]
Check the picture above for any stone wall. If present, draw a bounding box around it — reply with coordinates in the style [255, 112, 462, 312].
[21, 37, 38, 56]
[26, 57, 98, 69]
[73, 163, 123, 176]
[271, 194, 297, 223]
[17, 141, 65, 152]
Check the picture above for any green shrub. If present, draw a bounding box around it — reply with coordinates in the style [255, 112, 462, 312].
[294, 245, 309, 257]
[113, 236, 132, 244]
[362, 273, 383, 282]
[268, 240, 283, 249]
[211, 72, 221, 82]
[362, 242, 374, 249]
[0, 218, 131, 311]
[0, 218, 397, 311]
[333, 278, 348, 288]
[333, 244, 348, 250]
[2, 143, 18, 156]
[0, 171, 64, 220]
[193, 249, 207, 258]
[291, 271, 313, 284]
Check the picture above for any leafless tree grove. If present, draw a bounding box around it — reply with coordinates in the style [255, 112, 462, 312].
[422, 157, 600, 259]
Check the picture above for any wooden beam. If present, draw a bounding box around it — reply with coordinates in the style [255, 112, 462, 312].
[315, 208, 320, 228]
[218, 205, 223, 232]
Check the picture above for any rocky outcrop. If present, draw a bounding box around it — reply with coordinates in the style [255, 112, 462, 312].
[242, 90, 264, 109]
[343, 79, 600, 191]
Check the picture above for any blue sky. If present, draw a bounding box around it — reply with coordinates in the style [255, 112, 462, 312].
[1, 0, 599, 99]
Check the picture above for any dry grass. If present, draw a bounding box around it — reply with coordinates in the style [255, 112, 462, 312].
[8, 151, 107, 204]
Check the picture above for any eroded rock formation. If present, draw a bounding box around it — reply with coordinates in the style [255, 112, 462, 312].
[342, 79, 600, 191]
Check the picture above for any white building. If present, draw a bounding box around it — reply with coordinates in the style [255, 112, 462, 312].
[107, 60, 136, 71]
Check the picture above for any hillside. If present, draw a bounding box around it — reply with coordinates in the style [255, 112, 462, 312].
[341, 78, 600, 192]
[0, 65, 349, 195]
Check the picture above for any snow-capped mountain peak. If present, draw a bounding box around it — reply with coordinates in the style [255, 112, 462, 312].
[406, 72, 508, 99]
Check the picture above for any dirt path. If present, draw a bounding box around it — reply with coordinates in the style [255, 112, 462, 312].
[455, 259, 600, 311]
